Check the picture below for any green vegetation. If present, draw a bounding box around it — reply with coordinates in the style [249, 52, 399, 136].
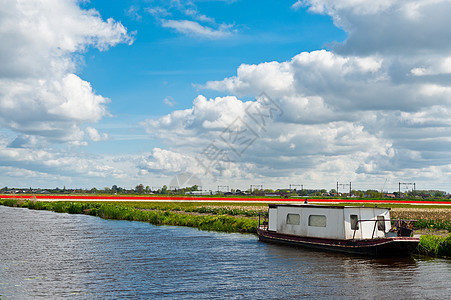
[414, 219, 451, 231]
[103, 201, 266, 217]
[418, 235, 451, 257]
[0, 199, 258, 234]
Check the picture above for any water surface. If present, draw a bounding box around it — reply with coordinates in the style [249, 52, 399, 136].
[1, 206, 450, 299]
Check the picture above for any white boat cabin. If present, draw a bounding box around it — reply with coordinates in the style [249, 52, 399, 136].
[267, 204, 391, 240]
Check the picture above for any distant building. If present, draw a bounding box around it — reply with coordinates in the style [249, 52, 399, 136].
[185, 191, 214, 196]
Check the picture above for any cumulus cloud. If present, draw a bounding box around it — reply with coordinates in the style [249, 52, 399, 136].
[86, 127, 109, 142]
[138, 148, 197, 174]
[143, 95, 249, 145]
[140, 0, 451, 189]
[0, 138, 128, 185]
[298, 0, 451, 56]
[142, 93, 394, 185]
[0, 0, 133, 145]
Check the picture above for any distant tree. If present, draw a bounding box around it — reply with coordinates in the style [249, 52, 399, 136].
[353, 190, 364, 198]
[433, 191, 444, 198]
[145, 186, 150, 194]
[112, 185, 125, 193]
[365, 190, 382, 198]
[297, 189, 308, 196]
[329, 189, 337, 194]
[135, 184, 145, 194]
[161, 185, 168, 194]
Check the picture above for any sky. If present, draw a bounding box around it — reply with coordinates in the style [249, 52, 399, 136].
[2, 0, 451, 193]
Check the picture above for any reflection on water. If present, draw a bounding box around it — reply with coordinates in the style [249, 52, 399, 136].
[1, 206, 450, 299]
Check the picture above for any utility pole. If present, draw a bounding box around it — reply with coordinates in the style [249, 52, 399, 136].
[289, 184, 303, 191]
[337, 182, 351, 196]
[399, 182, 416, 198]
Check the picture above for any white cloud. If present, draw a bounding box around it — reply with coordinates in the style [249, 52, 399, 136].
[301, 0, 451, 55]
[138, 148, 197, 174]
[145, 1, 236, 39]
[143, 95, 248, 139]
[410, 57, 451, 76]
[138, 1, 451, 190]
[0, 138, 128, 184]
[0, 0, 133, 145]
[161, 19, 233, 39]
[163, 96, 176, 107]
[204, 61, 295, 97]
[294, 0, 393, 15]
[86, 127, 109, 142]
[183, 8, 215, 24]
[142, 93, 395, 185]
[145, 6, 171, 18]
[126, 5, 143, 21]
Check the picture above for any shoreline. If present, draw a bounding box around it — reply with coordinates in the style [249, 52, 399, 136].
[1, 199, 449, 258]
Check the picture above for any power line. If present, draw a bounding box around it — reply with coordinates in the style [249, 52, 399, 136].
[250, 185, 263, 192]
[289, 184, 303, 191]
[337, 182, 351, 195]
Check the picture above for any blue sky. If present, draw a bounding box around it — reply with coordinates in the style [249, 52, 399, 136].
[81, 1, 345, 118]
[2, 0, 451, 192]
[77, 0, 346, 156]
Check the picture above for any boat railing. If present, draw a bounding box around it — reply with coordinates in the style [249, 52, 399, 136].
[258, 212, 268, 227]
[352, 219, 417, 240]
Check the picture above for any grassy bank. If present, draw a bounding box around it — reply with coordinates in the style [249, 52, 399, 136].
[1, 199, 450, 258]
[417, 235, 451, 257]
[0, 199, 258, 233]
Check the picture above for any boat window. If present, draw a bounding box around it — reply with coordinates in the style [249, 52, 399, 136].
[308, 215, 326, 227]
[350, 215, 359, 230]
[286, 213, 300, 225]
[377, 216, 385, 231]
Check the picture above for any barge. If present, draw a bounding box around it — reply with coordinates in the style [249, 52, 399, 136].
[257, 203, 420, 257]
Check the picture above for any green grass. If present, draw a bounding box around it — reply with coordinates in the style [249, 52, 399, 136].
[418, 235, 451, 257]
[0, 199, 258, 234]
[414, 219, 451, 231]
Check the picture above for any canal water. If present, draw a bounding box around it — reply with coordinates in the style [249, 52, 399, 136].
[0, 206, 450, 299]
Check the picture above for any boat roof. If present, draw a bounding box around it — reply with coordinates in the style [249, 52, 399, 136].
[268, 203, 391, 210]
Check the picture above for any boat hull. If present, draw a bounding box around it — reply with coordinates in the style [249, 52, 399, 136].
[257, 226, 419, 257]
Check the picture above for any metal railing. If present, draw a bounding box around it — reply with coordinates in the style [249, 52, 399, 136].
[352, 219, 417, 240]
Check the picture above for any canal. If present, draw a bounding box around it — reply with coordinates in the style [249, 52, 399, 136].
[0, 206, 450, 299]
